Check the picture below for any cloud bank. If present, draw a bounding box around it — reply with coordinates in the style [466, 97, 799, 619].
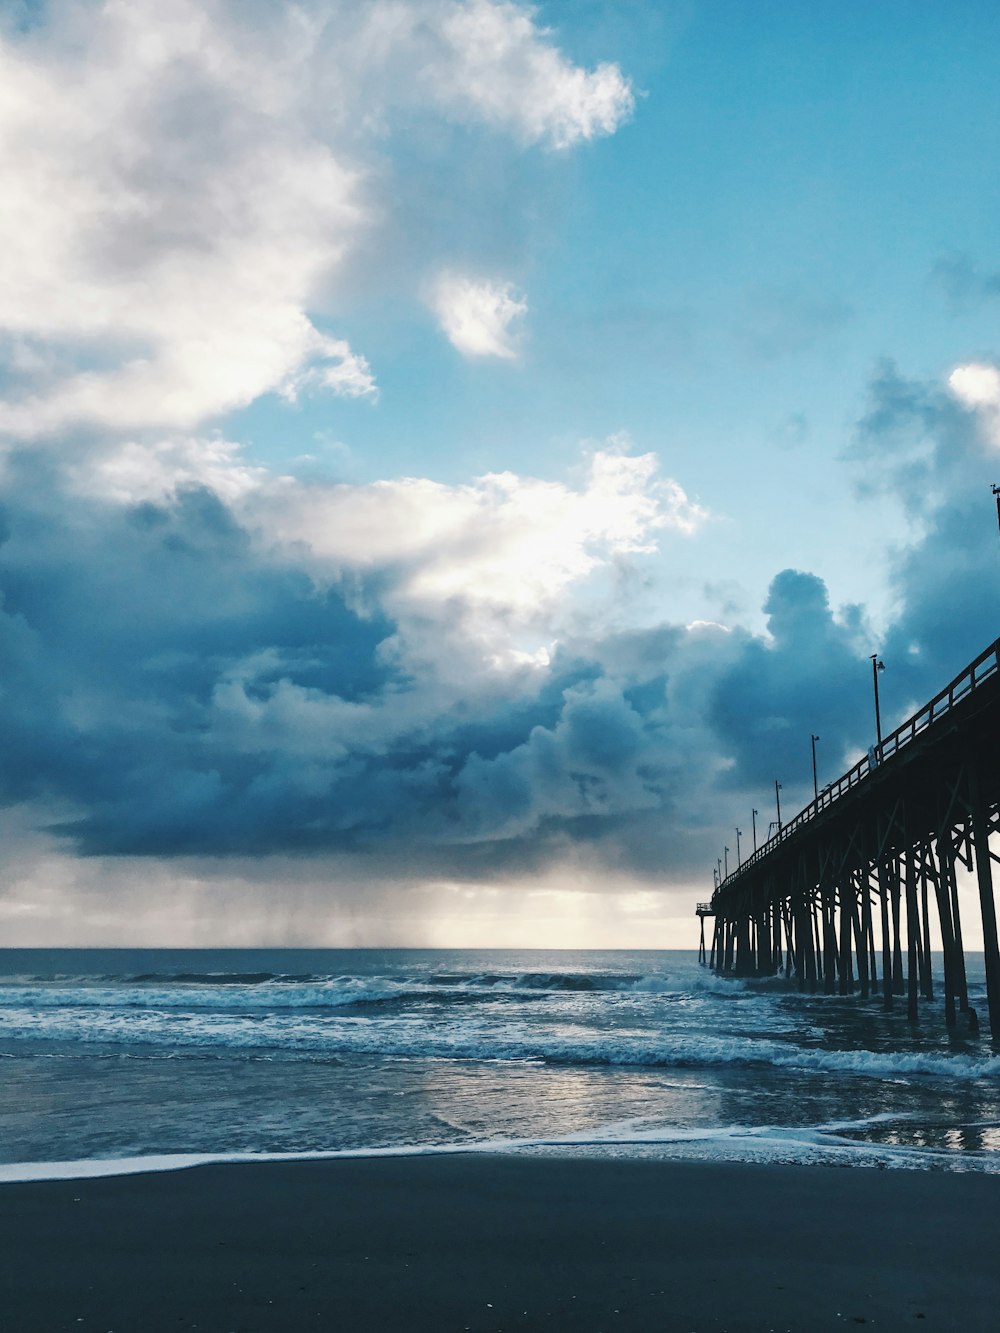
[3, 351, 994, 894]
[0, 442, 712, 873]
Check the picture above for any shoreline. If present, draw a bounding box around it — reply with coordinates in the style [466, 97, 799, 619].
[4, 1124, 1000, 1184]
[2, 1153, 998, 1331]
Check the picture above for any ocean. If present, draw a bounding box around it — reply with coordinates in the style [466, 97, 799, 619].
[2, 947, 999, 1179]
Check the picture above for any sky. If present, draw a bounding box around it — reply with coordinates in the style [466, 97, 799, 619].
[2, 0, 1000, 947]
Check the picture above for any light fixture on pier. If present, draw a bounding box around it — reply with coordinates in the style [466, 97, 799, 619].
[751, 808, 758, 851]
[811, 734, 820, 800]
[774, 780, 782, 831]
[870, 654, 885, 751]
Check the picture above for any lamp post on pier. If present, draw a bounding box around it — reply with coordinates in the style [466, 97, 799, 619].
[774, 780, 783, 832]
[871, 654, 885, 756]
[811, 734, 820, 801]
[735, 827, 742, 868]
[752, 808, 758, 851]
[724, 846, 729, 878]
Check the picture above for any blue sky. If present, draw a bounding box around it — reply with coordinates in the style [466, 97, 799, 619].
[1, 0, 999, 945]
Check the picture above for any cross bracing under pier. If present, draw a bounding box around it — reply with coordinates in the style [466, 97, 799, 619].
[702, 637, 1000, 1037]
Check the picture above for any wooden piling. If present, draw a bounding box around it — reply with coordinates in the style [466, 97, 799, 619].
[838, 882, 853, 995]
[931, 840, 958, 1029]
[891, 868, 905, 995]
[851, 891, 870, 1001]
[879, 865, 892, 1012]
[905, 850, 919, 1023]
[919, 847, 934, 1001]
[969, 766, 1000, 1038]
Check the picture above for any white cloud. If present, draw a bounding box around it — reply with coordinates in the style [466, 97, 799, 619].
[948, 362, 1000, 445]
[431, 0, 634, 148]
[80, 435, 702, 618]
[430, 273, 527, 358]
[73, 435, 266, 505]
[0, 0, 372, 437]
[75, 434, 704, 682]
[949, 362, 1000, 408]
[253, 446, 703, 614]
[0, 0, 633, 440]
[278, 336, 378, 403]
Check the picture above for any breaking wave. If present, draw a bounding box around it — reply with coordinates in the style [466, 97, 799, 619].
[3, 999, 999, 1084]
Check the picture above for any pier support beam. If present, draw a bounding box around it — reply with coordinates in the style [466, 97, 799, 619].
[970, 768, 1000, 1038]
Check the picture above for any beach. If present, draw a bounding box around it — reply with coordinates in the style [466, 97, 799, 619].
[2, 1154, 998, 1332]
[4, 950, 1000, 1330]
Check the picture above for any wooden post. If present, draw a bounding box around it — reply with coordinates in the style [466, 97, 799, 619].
[852, 886, 870, 1001]
[905, 850, 919, 1023]
[735, 912, 753, 976]
[803, 893, 818, 989]
[839, 882, 854, 995]
[723, 918, 735, 973]
[758, 908, 772, 975]
[931, 840, 958, 1029]
[969, 767, 1000, 1038]
[863, 874, 878, 993]
[891, 867, 905, 995]
[822, 888, 837, 994]
[879, 863, 893, 1012]
[774, 904, 783, 975]
[793, 898, 807, 989]
[946, 846, 969, 1012]
[919, 846, 934, 1001]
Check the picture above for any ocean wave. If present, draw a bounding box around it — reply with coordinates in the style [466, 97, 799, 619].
[0, 969, 689, 1013]
[0, 981, 409, 1011]
[128, 971, 312, 985]
[4, 1004, 999, 1083]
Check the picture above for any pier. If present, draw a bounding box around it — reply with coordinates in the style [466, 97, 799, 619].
[700, 637, 1000, 1036]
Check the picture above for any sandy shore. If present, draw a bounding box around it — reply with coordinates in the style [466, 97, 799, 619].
[1, 1153, 997, 1332]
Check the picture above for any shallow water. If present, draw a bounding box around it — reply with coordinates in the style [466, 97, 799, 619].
[1, 947, 998, 1175]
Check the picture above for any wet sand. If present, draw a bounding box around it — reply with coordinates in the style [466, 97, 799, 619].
[1, 1154, 997, 1332]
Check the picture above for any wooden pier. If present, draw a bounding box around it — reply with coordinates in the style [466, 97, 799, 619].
[700, 637, 1000, 1036]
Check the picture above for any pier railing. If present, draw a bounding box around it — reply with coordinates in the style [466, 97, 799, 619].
[717, 637, 1000, 891]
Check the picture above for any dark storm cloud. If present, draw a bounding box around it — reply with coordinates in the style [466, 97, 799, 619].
[0, 454, 396, 851]
[708, 570, 871, 796]
[0, 454, 735, 879]
[0, 459, 894, 878]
